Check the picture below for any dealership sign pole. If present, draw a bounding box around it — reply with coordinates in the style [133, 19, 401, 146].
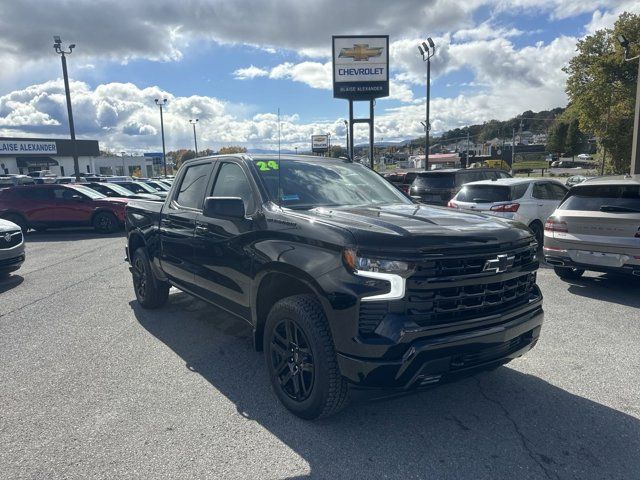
[332, 35, 389, 169]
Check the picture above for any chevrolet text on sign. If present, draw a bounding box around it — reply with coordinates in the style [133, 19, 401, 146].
[311, 135, 329, 153]
[332, 35, 389, 100]
[0, 141, 57, 155]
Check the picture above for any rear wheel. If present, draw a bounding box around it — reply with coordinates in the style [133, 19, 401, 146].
[131, 247, 169, 308]
[264, 294, 349, 420]
[1, 213, 27, 232]
[554, 266, 585, 280]
[93, 211, 119, 234]
[528, 221, 543, 247]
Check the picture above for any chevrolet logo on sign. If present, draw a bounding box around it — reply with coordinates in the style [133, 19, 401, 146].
[339, 44, 383, 61]
[483, 254, 515, 274]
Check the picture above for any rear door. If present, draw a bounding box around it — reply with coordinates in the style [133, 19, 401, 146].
[532, 181, 565, 222]
[159, 160, 214, 289]
[192, 160, 258, 319]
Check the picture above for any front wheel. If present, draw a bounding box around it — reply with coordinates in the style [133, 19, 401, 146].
[264, 294, 349, 420]
[131, 247, 169, 308]
[528, 221, 544, 247]
[554, 266, 585, 280]
[93, 211, 119, 234]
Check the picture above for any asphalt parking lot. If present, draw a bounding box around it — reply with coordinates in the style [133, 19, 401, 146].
[1, 231, 639, 480]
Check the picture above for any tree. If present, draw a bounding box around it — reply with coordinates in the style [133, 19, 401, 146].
[546, 121, 568, 154]
[218, 146, 247, 154]
[564, 118, 583, 158]
[564, 12, 640, 173]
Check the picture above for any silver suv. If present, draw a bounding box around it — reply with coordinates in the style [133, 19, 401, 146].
[0, 218, 25, 276]
[544, 175, 640, 279]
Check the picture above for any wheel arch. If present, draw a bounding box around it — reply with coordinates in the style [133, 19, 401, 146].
[252, 266, 327, 352]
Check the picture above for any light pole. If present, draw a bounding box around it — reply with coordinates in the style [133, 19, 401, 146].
[618, 34, 640, 175]
[343, 119, 349, 159]
[189, 119, 199, 157]
[295, 147, 298, 154]
[327, 132, 332, 157]
[155, 98, 168, 176]
[418, 37, 436, 170]
[53, 36, 80, 181]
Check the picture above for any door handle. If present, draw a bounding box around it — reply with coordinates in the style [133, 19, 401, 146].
[195, 224, 208, 234]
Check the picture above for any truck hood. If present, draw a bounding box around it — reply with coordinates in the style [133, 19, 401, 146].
[294, 203, 532, 252]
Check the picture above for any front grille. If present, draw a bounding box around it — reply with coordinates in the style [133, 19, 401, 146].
[357, 243, 539, 336]
[0, 231, 22, 249]
[0, 254, 24, 267]
[450, 331, 533, 369]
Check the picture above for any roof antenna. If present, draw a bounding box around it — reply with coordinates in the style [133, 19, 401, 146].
[277, 108, 282, 207]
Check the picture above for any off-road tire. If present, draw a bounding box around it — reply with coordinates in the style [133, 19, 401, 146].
[131, 247, 169, 309]
[554, 266, 585, 280]
[264, 294, 349, 420]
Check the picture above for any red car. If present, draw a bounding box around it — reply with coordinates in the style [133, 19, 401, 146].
[0, 184, 128, 233]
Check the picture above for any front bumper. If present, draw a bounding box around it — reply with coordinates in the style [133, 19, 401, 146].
[0, 243, 25, 272]
[337, 305, 543, 390]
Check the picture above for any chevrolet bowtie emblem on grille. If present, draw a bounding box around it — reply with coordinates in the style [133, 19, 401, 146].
[339, 44, 383, 61]
[483, 254, 515, 274]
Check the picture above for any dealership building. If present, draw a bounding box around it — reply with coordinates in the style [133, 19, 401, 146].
[0, 137, 167, 177]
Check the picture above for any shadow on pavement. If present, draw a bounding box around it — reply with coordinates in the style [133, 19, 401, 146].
[561, 273, 640, 309]
[130, 292, 640, 480]
[24, 228, 125, 243]
[0, 274, 24, 293]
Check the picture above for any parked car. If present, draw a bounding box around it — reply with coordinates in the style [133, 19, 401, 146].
[544, 175, 640, 279]
[53, 177, 77, 184]
[409, 168, 512, 206]
[565, 175, 592, 187]
[384, 170, 419, 194]
[0, 184, 128, 233]
[111, 180, 168, 199]
[125, 154, 543, 419]
[140, 179, 171, 192]
[577, 154, 593, 160]
[448, 178, 568, 245]
[0, 218, 25, 276]
[84, 182, 164, 201]
[0, 175, 36, 187]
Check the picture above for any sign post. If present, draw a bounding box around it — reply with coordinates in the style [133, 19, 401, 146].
[332, 35, 389, 169]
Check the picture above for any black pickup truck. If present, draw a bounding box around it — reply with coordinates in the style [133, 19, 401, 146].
[125, 154, 543, 419]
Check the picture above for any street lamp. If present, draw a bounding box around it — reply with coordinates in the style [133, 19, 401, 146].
[189, 119, 199, 157]
[327, 132, 332, 157]
[155, 99, 168, 176]
[617, 34, 640, 175]
[53, 36, 80, 181]
[418, 37, 436, 170]
[343, 119, 349, 160]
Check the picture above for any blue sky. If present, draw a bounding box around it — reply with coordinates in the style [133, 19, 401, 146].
[0, 0, 637, 152]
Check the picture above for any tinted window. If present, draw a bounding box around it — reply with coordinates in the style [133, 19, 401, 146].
[13, 187, 50, 200]
[175, 163, 212, 209]
[211, 163, 255, 213]
[456, 185, 511, 203]
[403, 172, 418, 184]
[532, 183, 552, 200]
[560, 185, 640, 212]
[70, 185, 105, 199]
[497, 171, 512, 179]
[414, 173, 455, 189]
[547, 182, 568, 200]
[511, 183, 530, 200]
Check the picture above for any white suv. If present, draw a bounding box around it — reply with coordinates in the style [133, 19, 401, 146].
[448, 178, 568, 245]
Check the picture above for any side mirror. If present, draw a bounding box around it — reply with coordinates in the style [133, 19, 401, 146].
[203, 197, 245, 219]
[71, 194, 85, 201]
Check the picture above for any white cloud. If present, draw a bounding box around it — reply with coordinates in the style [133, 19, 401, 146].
[233, 65, 269, 80]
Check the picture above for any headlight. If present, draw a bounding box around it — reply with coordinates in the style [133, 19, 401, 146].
[343, 249, 413, 277]
[343, 249, 413, 302]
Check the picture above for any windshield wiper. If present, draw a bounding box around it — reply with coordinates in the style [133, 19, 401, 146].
[600, 205, 640, 213]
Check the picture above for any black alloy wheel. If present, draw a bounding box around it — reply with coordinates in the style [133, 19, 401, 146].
[270, 318, 315, 402]
[93, 212, 118, 234]
[132, 254, 148, 303]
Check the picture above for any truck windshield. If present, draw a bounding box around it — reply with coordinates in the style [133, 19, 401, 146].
[253, 159, 411, 209]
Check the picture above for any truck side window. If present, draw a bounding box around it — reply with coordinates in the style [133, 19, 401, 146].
[211, 163, 255, 213]
[175, 163, 212, 209]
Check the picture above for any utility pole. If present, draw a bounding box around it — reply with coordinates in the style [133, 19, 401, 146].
[617, 34, 640, 174]
[466, 130, 470, 167]
[343, 120, 349, 159]
[155, 99, 168, 176]
[418, 38, 436, 170]
[53, 36, 80, 181]
[511, 128, 516, 175]
[189, 119, 199, 157]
